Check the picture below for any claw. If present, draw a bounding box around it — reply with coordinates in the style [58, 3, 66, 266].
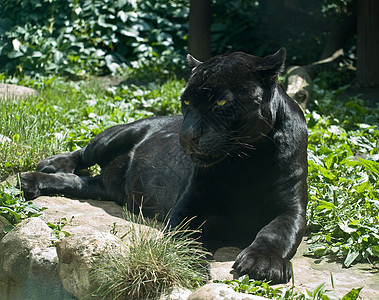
[232, 248, 291, 284]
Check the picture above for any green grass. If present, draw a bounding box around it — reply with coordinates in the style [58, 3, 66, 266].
[0, 75, 185, 175]
[90, 212, 209, 299]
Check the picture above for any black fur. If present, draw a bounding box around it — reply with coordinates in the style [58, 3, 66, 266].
[20, 49, 308, 284]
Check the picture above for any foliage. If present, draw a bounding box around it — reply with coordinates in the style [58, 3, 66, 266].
[0, 0, 189, 78]
[218, 274, 362, 300]
[306, 74, 379, 267]
[0, 0, 356, 78]
[91, 211, 209, 299]
[0, 181, 45, 232]
[0, 75, 185, 173]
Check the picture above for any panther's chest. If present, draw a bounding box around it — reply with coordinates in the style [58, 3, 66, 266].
[197, 151, 279, 204]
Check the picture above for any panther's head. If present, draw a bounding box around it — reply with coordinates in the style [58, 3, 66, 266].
[179, 49, 286, 167]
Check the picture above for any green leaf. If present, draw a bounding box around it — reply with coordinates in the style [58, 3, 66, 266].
[356, 181, 372, 194]
[305, 243, 328, 256]
[97, 15, 117, 31]
[339, 222, 357, 234]
[347, 158, 379, 174]
[118, 11, 128, 23]
[344, 249, 360, 267]
[316, 200, 336, 211]
[367, 245, 379, 258]
[341, 287, 363, 300]
[359, 158, 379, 173]
[120, 27, 139, 38]
[240, 275, 250, 285]
[7, 50, 24, 59]
[314, 247, 329, 257]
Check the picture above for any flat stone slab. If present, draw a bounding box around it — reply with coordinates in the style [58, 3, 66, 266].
[34, 196, 132, 239]
[289, 241, 379, 298]
[210, 236, 379, 299]
[33, 196, 379, 299]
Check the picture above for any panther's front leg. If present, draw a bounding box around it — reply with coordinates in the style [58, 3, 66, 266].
[36, 150, 83, 174]
[19, 172, 108, 200]
[168, 186, 209, 245]
[233, 207, 306, 284]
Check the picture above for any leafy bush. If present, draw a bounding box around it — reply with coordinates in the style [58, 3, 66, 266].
[0, 0, 357, 79]
[0, 182, 44, 232]
[0, 0, 189, 77]
[306, 75, 379, 267]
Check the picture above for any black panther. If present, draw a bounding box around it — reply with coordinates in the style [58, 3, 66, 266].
[19, 48, 308, 284]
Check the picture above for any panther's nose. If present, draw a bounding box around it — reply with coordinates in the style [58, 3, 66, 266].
[180, 112, 203, 142]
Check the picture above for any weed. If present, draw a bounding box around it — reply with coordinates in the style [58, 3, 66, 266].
[46, 216, 73, 245]
[306, 81, 379, 267]
[0, 181, 45, 232]
[90, 210, 209, 299]
[217, 273, 362, 300]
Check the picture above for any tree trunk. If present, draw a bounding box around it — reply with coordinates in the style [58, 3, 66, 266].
[189, 0, 211, 61]
[357, 0, 379, 85]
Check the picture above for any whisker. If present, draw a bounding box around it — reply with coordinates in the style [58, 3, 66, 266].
[260, 133, 279, 147]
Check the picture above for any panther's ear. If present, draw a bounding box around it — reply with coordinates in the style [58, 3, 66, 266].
[187, 54, 202, 72]
[256, 48, 286, 81]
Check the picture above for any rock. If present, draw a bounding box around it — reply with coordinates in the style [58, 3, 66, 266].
[285, 66, 312, 110]
[34, 196, 143, 239]
[0, 217, 52, 281]
[0, 83, 37, 100]
[0, 215, 12, 240]
[188, 283, 267, 300]
[210, 246, 241, 281]
[209, 261, 235, 281]
[288, 240, 379, 299]
[56, 228, 127, 299]
[208, 240, 379, 300]
[2, 196, 378, 299]
[33, 197, 162, 299]
[213, 246, 242, 262]
[155, 286, 193, 300]
[0, 217, 71, 300]
[29, 246, 59, 279]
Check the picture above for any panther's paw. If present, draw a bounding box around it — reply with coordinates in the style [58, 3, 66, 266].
[17, 172, 41, 200]
[232, 247, 291, 284]
[37, 153, 76, 173]
[36, 159, 58, 173]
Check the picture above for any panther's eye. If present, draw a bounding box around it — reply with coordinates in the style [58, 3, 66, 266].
[216, 99, 227, 106]
[183, 100, 190, 106]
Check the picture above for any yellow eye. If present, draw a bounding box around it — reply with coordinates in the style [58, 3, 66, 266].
[183, 100, 190, 106]
[216, 99, 227, 106]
